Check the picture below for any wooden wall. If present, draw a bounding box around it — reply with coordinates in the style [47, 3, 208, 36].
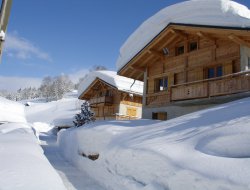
[146, 34, 241, 106]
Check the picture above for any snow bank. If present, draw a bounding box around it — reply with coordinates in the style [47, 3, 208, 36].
[0, 97, 26, 123]
[58, 97, 250, 190]
[116, 0, 250, 71]
[78, 70, 143, 98]
[0, 123, 66, 190]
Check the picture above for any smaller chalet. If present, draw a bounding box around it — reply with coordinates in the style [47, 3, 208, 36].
[78, 70, 143, 120]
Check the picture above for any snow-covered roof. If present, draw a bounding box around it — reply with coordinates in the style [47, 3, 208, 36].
[116, 0, 250, 71]
[78, 70, 143, 98]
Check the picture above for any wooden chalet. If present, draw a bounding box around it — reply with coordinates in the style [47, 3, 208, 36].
[117, 1, 250, 120]
[78, 71, 143, 120]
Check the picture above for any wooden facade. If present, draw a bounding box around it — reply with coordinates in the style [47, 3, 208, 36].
[78, 78, 142, 120]
[118, 24, 250, 120]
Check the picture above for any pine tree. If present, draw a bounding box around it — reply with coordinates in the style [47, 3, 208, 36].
[73, 101, 95, 127]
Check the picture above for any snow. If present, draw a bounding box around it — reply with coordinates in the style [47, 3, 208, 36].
[0, 96, 26, 123]
[25, 97, 83, 132]
[39, 132, 105, 190]
[2, 90, 250, 189]
[0, 122, 66, 190]
[78, 70, 143, 98]
[58, 97, 250, 190]
[116, 0, 250, 71]
[23, 96, 106, 189]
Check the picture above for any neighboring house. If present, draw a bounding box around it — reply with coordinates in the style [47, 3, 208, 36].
[78, 70, 143, 120]
[116, 0, 250, 120]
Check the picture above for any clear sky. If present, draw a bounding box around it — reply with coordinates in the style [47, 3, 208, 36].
[0, 0, 249, 90]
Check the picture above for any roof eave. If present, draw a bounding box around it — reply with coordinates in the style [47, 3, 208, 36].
[78, 77, 118, 100]
[117, 22, 250, 75]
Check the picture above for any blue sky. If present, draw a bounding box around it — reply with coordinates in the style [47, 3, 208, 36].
[0, 0, 250, 90]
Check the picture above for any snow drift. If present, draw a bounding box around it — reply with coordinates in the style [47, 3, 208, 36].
[0, 96, 26, 123]
[0, 122, 66, 190]
[116, 0, 250, 71]
[58, 97, 250, 190]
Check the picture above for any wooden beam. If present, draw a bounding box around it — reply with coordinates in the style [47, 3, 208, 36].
[196, 31, 215, 42]
[146, 56, 160, 68]
[170, 29, 188, 40]
[228, 34, 250, 48]
[130, 66, 145, 72]
[134, 72, 144, 81]
[158, 33, 177, 49]
[172, 24, 250, 37]
[147, 49, 164, 59]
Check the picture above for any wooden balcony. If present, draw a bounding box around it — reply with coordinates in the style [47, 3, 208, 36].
[146, 91, 170, 106]
[89, 96, 113, 105]
[146, 71, 250, 106]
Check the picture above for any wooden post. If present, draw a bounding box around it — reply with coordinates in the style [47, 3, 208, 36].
[142, 68, 148, 107]
[103, 106, 105, 120]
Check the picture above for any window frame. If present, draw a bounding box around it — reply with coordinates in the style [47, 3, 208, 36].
[205, 65, 223, 79]
[154, 77, 168, 92]
[176, 45, 185, 56]
[189, 41, 198, 52]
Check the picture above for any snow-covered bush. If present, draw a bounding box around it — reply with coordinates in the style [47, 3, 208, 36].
[73, 101, 95, 127]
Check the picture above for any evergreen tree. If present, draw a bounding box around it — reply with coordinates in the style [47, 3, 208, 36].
[73, 101, 95, 127]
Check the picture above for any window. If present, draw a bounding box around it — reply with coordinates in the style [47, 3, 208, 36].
[216, 66, 223, 77]
[155, 77, 168, 92]
[176, 45, 184, 56]
[152, 112, 167, 120]
[206, 65, 223, 79]
[208, 68, 215, 78]
[105, 90, 112, 96]
[189, 41, 198, 52]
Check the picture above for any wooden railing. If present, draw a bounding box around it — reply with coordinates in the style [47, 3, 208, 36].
[146, 71, 250, 106]
[146, 91, 170, 106]
[89, 96, 113, 105]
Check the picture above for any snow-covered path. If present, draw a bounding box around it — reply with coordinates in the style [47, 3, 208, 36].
[40, 133, 105, 190]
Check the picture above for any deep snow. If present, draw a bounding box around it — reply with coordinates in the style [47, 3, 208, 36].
[58, 97, 250, 190]
[2, 93, 250, 190]
[116, 0, 250, 71]
[24, 95, 105, 190]
[40, 132, 105, 190]
[0, 122, 66, 190]
[0, 96, 26, 123]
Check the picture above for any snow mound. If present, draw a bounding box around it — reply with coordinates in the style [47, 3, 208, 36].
[197, 134, 250, 158]
[0, 122, 32, 134]
[0, 96, 27, 123]
[58, 97, 250, 190]
[78, 70, 143, 98]
[0, 123, 66, 190]
[116, 0, 250, 71]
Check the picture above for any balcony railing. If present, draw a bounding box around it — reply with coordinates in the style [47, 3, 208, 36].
[89, 96, 113, 105]
[146, 71, 250, 106]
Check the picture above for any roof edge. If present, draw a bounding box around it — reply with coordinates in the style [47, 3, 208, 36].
[78, 77, 118, 100]
[117, 22, 250, 75]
